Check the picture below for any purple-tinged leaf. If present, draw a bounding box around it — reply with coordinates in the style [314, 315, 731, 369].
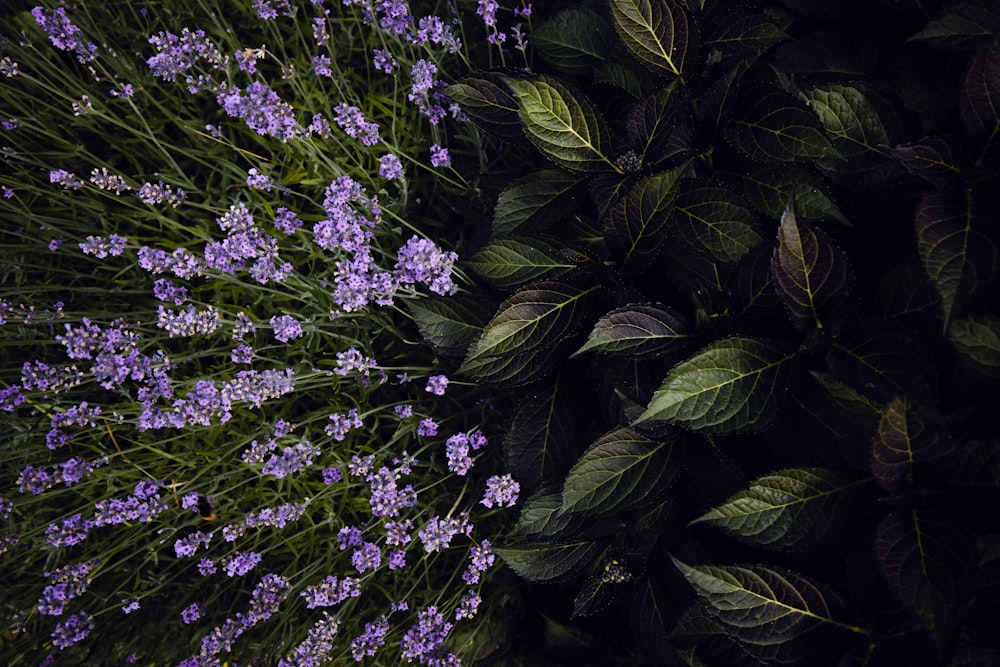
[572, 303, 694, 359]
[492, 169, 587, 237]
[826, 322, 936, 404]
[496, 539, 608, 583]
[444, 72, 523, 139]
[725, 86, 837, 163]
[872, 397, 954, 493]
[603, 167, 685, 274]
[503, 377, 578, 494]
[610, 0, 698, 79]
[531, 7, 616, 75]
[704, 5, 787, 55]
[890, 135, 966, 183]
[959, 37, 1000, 167]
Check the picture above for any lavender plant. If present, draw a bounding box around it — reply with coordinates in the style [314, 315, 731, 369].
[0, 1, 535, 665]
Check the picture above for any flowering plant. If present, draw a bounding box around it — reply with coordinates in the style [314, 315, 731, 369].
[0, 1, 533, 664]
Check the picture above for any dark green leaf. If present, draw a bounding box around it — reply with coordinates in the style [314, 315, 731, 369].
[959, 37, 1000, 166]
[465, 237, 581, 289]
[948, 315, 1000, 379]
[910, 4, 1000, 52]
[872, 397, 954, 492]
[603, 168, 685, 273]
[772, 201, 854, 333]
[505, 76, 619, 173]
[635, 337, 795, 434]
[503, 377, 578, 493]
[890, 135, 966, 183]
[826, 322, 936, 404]
[873, 259, 940, 323]
[593, 61, 646, 99]
[729, 164, 850, 224]
[497, 539, 607, 583]
[610, 0, 698, 79]
[915, 189, 999, 328]
[725, 87, 837, 163]
[704, 5, 787, 55]
[405, 295, 494, 357]
[671, 184, 762, 265]
[672, 559, 864, 664]
[531, 8, 616, 74]
[572, 303, 694, 359]
[802, 84, 891, 169]
[516, 485, 584, 538]
[492, 169, 588, 237]
[458, 337, 577, 387]
[572, 575, 617, 619]
[691, 467, 867, 549]
[730, 245, 784, 322]
[631, 576, 675, 662]
[463, 282, 597, 362]
[627, 84, 683, 164]
[876, 510, 976, 650]
[561, 426, 680, 517]
[695, 61, 747, 141]
[445, 72, 523, 139]
[670, 601, 751, 666]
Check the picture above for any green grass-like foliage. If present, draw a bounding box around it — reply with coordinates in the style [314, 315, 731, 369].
[436, 0, 1000, 664]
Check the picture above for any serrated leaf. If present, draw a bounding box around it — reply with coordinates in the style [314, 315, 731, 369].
[730, 245, 784, 322]
[691, 467, 867, 549]
[463, 282, 597, 363]
[405, 295, 494, 357]
[635, 337, 795, 434]
[825, 322, 936, 404]
[670, 601, 748, 666]
[516, 485, 584, 538]
[610, 0, 698, 78]
[915, 189, 999, 328]
[572, 575, 617, 619]
[960, 37, 1000, 166]
[593, 61, 646, 99]
[671, 184, 762, 265]
[458, 337, 576, 387]
[503, 377, 578, 494]
[873, 259, 940, 322]
[802, 84, 891, 169]
[704, 5, 787, 55]
[492, 169, 587, 237]
[531, 7, 616, 74]
[631, 577, 674, 662]
[672, 559, 862, 664]
[497, 539, 607, 583]
[696, 61, 747, 141]
[890, 135, 966, 183]
[726, 87, 837, 163]
[603, 168, 686, 273]
[627, 84, 683, 164]
[572, 303, 694, 359]
[466, 237, 581, 288]
[872, 397, 954, 492]
[561, 427, 679, 517]
[445, 72, 523, 139]
[731, 164, 849, 224]
[948, 315, 1000, 379]
[772, 202, 854, 333]
[876, 510, 976, 650]
[910, 4, 1000, 52]
[505, 76, 619, 173]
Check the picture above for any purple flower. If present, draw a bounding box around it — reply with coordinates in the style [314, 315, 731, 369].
[2, 118, 21, 130]
[481, 474, 520, 508]
[379, 153, 404, 180]
[372, 48, 397, 73]
[425, 374, 448, 395]
[418, 515, 470, 553]
[273, 207, 302, 234]
[0, 57, 19, 77]
[222, 551, 262, 577]
[32, 7, 97, 63]
[445, 433, 473, 476]
[388, 550, 407, 570]
[80, 234, 127, 258]
[350, 615, 390, 660]
[456, 590, 481, 620]
[301, 575, 361, 608]
[121, 598, 140, 614]
[399, 606, 453, 664]
[174, 531, 212, 558]
[261, 441, 319, 477]
[157, 305, 221, 337]
[462, 540, 495, 585]
[51, 612, 93, 650]
[38, 561, 97, 616]
[181, 602, 204, 624]
[312, 54, 333, 77]
[429, 144, 451, 168]
[49, 170, 83, 190]
[197, 558, 217, 576]
[48, 239, 62, 252]
[231, 344, 253, 364]
[322, 466, 342, 485]
[337, 525, 364, 551]
[352, 541, 382, 573]
[417, 418, 438, 437]
[270, 314, 302, 342]
[110, 83, 134, 98]
[246, 168, 272, 190]
[215, 81, 299, 141]
[394, 236, 458, 296]
[333, 103, 381, 146]
[90, 168, 131, 193]
[325, 408, 362, 441]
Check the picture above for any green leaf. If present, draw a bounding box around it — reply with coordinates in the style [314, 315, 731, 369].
[610, 0, 698, 79]
[492, 169, 587, 237]
[826, 322, 936, 404]
[671, 184, 762, 265]
[631, 577, 674, 662]
[503, 377, 578, 493]
[497, 539, 607, 583]
[531, 7, 616, 74]
[890, 135, 966, 183]
[876, 510, 976, 650]
[462, 281, 597, 362]
[731, 164, 849, 224]
[405, 295, 494, 357]
[959, 37, 1000, 166]
[948, 314, 1000, 379]
[915, 189, 999, 328]
[444, 72, 523, 139]
[561, 427, 679, 517]
[910, 4, 1000, 52]
[801, 84, 891, 169]
[670, 601, 748, 666]
[772, 201, 854, 333]
[872, 397, 954, 493]
[458, 337, 576, 387]
[695, 61, 747, 141]
[465, 237, 581, 289]
[691, 467, 867, 549]
[672, 559, 863, 664]
[627, 84, 683, 164]
[704, 5, 787, 55]
[572, 303, 694, 359]
[516, 485, 584, 538]
[729, 245, 784, 322]
[572, 575, 617, 619]
[635, 337, 795, 434]
[504, 76, 619, 173]
[725, 87, 837, 163]
[603, 168, 686, 274]
[873, 259, 940, 323]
